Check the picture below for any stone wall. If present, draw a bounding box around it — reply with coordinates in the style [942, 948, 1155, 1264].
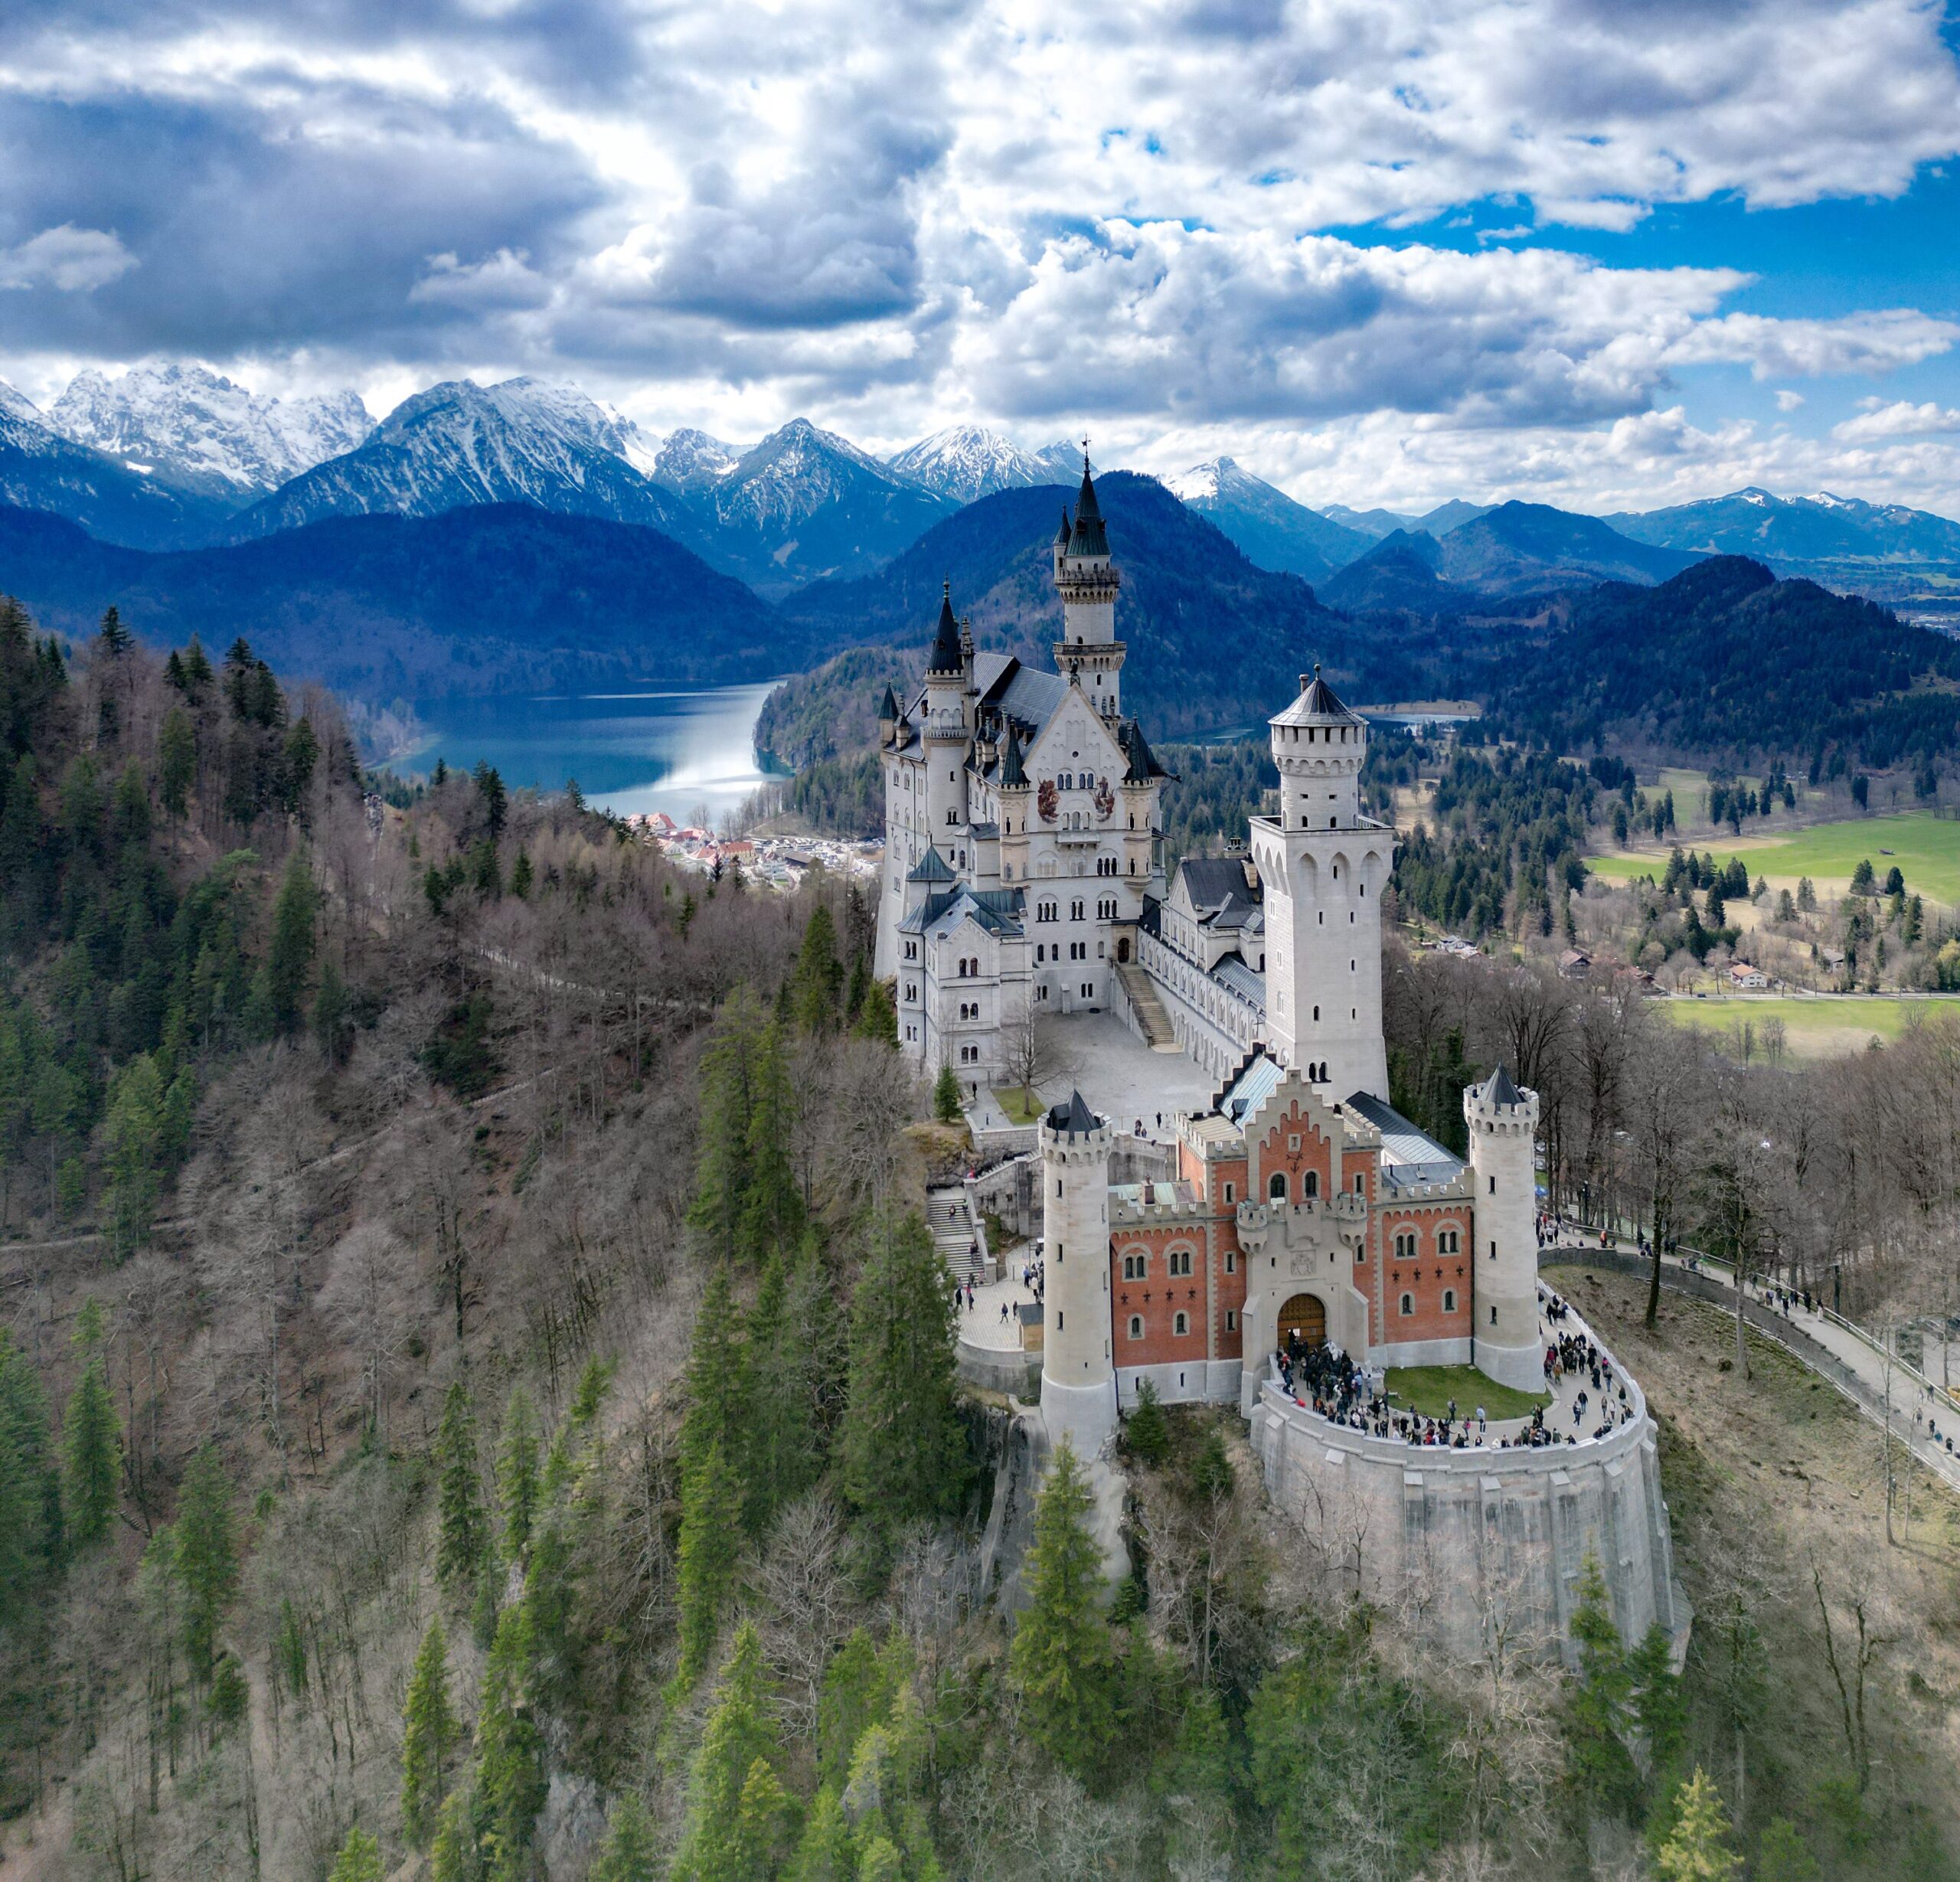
[1250, 1302, 1689, 1665]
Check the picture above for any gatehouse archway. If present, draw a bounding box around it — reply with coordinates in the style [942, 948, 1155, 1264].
[1278, 1292, 1326, 1351]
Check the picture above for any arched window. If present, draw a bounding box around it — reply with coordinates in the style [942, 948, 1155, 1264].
[1399, 1292, 1414, 1317]
[1442, 1289, 1457, 1313]
[1173, 1311, 1190, 1336]
[1168, 1250, 1194, 1277]
[1128, 1315, 1143, 1340]
[1302, 1171, 1319, 1198]
[1269, 1172, 1288, 1201]
[1122, 1253, 1146, 1280]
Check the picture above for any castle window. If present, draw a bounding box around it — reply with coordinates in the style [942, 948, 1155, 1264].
[1269, 1173, 1288, 1201]
[1489, 1175, 1496, 1195]
[1442, 1289, 1457, 1313]
[1400, 1292, 1414, 1317]
[1224, 1184, 1235, 1204]
[1122, 1253, 1146, 1279]
[1303, 1171, 1319, 1198]
[1168, 1250, 1193, 1277]
[1354, 1174, 1365, 1194]
[1226, 1309, 1236, 1331]
[1490, 1306, 1498, 1325]
[1394, 1230, 1416, 1260]
[1128, 1315, 1143, 1340]
[1173, 1312, 1190, 1336]
[1225, 1249, 1236, 1273]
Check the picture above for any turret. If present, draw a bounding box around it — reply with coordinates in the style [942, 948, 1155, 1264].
[1039, 1091, 1116, 1455]
[877, 683, 898, 747]
[1464, 1067, 1542, 1393]
[1053, 454, 1124, 714]
[923, 581, 970, 848]
[1252, 666, 1389, 1101]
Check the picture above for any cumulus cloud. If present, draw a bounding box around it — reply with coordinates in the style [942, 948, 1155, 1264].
[0, 224, 135, 292]
[1832, 397, 1960, 442]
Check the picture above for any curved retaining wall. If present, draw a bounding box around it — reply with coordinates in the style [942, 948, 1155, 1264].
[1250, 1299, 1688, 1665]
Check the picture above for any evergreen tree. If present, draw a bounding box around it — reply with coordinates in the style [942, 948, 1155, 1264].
[158, 708, 196, 822]
[62, 1299, 123, 1549]
[839, 1210, 968, 1557]
[676, 1436, 744, 1686]
[0, 1328, 60, 1624]
[474, 763, 509, 841]
[1008, 1439, 1117, 1777]
[931, 1064, 961, 1125]
[1564, 1553, 1638, 1820]
[854, 979, 897, 1049]
[1655, 1769, 1743, 1882]
[785, 1786, 854, 1882]
[281, 717, 320, 815]
[495, 1386, 542, 1563]
[400, 1617, 458, 1848]
[673, 1623, 787, 1882]
[682, 1264, 752, 1477]
[1755, 1818, 1822, 1882]
[741, 1020, 805, 1263]
[1122, 1379, 1169, 1465]
[435, 1380, 490, 1592]
[473, 1606, 546, 1882]
[174, 1443, 238, 1683]
[327, 1825, 384, 1882]
[790, 903, 844, 1034]
[312, 957, 352, 1066]
[508, 851, 534, 900]
[428, 1789, 472, 1882]
[103, 1053, 168, 1256]
[1628, 1622, 1687, 1793]
[844, 952, 869, 1024]
[688, 987, 763, 1263]
[263, 850, 318, 1037]
[590, 1792, 659, 1882]
[97, 606, 133, 658]
[732, 1758, 795, 1877]
[743, 1253, 818, 1532]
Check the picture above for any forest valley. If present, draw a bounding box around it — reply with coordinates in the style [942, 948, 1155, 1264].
[5, 603, 1960, 1882]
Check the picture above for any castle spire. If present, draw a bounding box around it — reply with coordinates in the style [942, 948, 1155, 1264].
[926, 577, 962, 677]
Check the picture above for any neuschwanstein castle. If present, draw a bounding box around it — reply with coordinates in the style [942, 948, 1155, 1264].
[870, 462, 1685, 1660]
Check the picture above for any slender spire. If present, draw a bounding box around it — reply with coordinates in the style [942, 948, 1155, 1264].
[1067, 452, 1109, 557]
[1000, 720, 1027, 786]
[926, 577, 963, 676]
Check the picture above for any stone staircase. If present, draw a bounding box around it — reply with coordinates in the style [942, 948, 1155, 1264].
[1116, 961, 1182, 1053]
[929, 1184, 988, 1283]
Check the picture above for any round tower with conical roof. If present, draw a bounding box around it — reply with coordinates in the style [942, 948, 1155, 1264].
[1039, 1090, 1118, 1455]
[1465, 1066, 1543, 1392]
[1251, 667, 1390, 1100]
[923, 580, 971, 851]
[1053, 454, 1125, 715]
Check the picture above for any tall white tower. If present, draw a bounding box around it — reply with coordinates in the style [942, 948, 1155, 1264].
[1039, 1092, 1117, 1456]
[1052, 458, 1124, 717]
[922, 582, 970, 846]
[1250, 668, 1390, 1101]
[1465, 1067, 1543, 1393]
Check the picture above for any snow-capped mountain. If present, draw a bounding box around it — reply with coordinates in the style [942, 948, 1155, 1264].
[0, 378, 41, 426]
[0, 399, 227, 549]
[684, 417, 956, 593]
[224, 377, 694, 543]
[47, 363, 372, 504]
[651, 428, 743, 494]
[885, 426, 1078, 503]
[1608, 487, 1960, 573]
[1165, 456, 1372, 584]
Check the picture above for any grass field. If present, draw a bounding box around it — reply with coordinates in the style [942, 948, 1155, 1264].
[1383, 1363, 1549, 1419]
[1588, 808, 1960, 904]
[1655, 992, 1960, 1057]
[991, 1086, 1044, 1124]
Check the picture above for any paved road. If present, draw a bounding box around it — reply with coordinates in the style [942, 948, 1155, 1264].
[1543, 1226, 1960, 1497]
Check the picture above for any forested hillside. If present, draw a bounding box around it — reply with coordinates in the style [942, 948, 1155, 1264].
[1, 593, 1952, 1880]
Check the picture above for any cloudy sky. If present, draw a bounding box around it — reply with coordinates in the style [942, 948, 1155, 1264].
[4, 0, 1959, 514]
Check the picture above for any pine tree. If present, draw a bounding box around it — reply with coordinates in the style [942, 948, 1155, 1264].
[843, 952, 869, 1024]
[327, 1825, 384, 1882]
[785, 1786, 854, 1882]
[474, 1606, 546, 1882]
[590, 1791, 659, 1882]
[97, 606, 133, 658]
[744, 1252, 827, 1533]
[688, 987, 763, 1263]
[474, 763, 509, 841]
[1564, 1552, 1638, 1819]
[853, 979, 897, 1049]
[496, 1387, 542, 1563]
[931, 1064, 961, 1125]
[1122, 1379, 1169, 1465]
[263, 850, 318, 1037]
[312, 957, 352, 1067]
[733, 1758, 795, 1877]
[0, 1328, 60, 1625]
[435, 1380, 490, 1592]
[62, 1300, 123, 1550]
[790, 903, 844, 1034]
[428, 1784, 473, 1882]
[175, 1443, 238, 1683]
[673, 1623, 786, 1882]
[103, 1054, 168, 1256]
[741, 1020, 805, 1263]
[400, 1617, 458, 1848]
[509, 851, 534, 900]
[676, 1436, 744, 1686]
[839, 1211, 968, 1557]
[1754, 1818, 1821, 1882]
[1655, 1769, 1743, 1882]
[683, 1265, 752, 1476]
[158, 707, 196, 822]
[1008, 1439, 1117, 1776]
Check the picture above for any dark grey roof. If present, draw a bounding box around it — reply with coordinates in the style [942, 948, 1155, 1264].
[967, 820, 999, 839]
[926, 580, 963, 677]
[1054, 507, 1072, 547]
[1067, 461, 1109, 558]
[1138, 894, 1162, 939]
[976, 657, 1067, 743]
[1175, 857, 1263, 929]
[1210, 953, 1266, 1011]
[1048, 1089, 1100, 1135]
[1345, 1091, 1465, 1188]
[1119, 717, 1172, 784]
[1218, 1050, 1282, 1123]
[877, 683, 898, 720]
[999, 720, 1027, 786]
[1483, 1064, 1522, 1106]
[1272, 663, 1363, 727]
[907, 845, 956, 884]
[897, 886, 1025, 938]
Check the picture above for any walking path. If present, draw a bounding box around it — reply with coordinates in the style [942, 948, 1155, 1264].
[1541, 1223, 1960, 1498]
